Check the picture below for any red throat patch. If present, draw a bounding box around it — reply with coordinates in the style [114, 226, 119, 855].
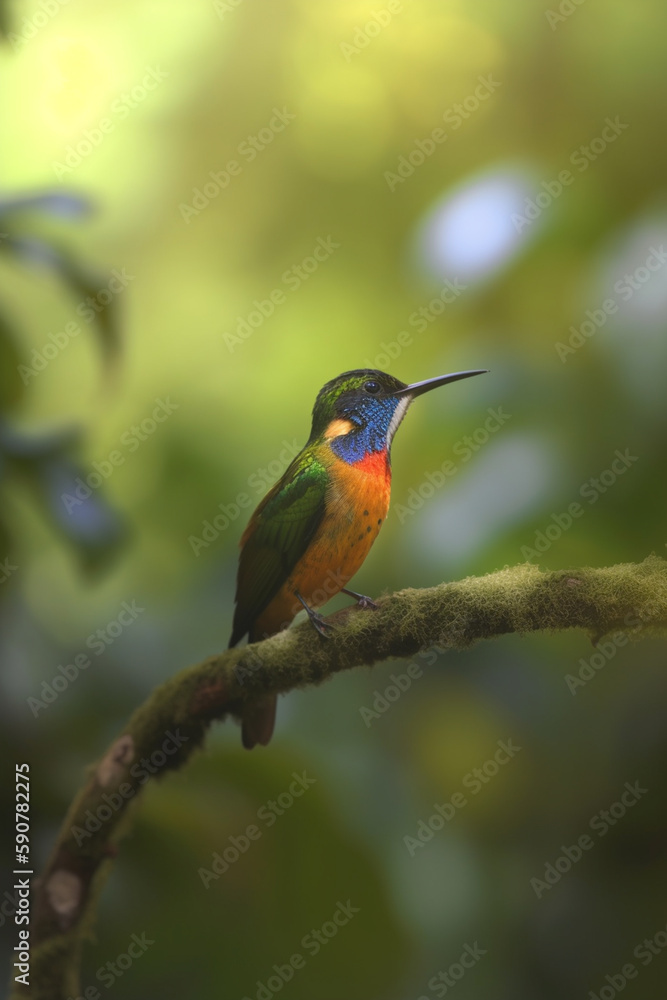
[351, 448, 390, 478]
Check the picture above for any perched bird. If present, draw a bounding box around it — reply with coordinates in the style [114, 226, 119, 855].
[229, 367, 487, 748]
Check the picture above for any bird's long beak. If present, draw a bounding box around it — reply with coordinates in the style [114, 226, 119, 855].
[396, 369, 489, 398]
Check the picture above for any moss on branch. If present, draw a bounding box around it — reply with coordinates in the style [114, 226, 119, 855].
[20, 557, 667, 1000]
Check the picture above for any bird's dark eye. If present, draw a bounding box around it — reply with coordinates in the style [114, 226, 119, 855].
[364, 380, 381, 394]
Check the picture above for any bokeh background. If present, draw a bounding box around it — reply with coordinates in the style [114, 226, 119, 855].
[2, 0, 667, 997]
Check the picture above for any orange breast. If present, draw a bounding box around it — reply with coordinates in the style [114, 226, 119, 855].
[253, 450, 391, 637]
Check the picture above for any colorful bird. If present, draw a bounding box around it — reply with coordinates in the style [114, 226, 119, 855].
[229, 367, 487, 748]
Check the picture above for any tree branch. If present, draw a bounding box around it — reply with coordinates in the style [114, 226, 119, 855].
[21, 557, 667, 999]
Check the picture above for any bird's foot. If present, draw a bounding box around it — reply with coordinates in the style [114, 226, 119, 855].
[309, 611, 335, 638]
[295, 591, 335, 639]
[342, 587, 378, 610]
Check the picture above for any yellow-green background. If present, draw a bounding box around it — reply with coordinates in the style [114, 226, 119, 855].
[1, 0, 667, 997]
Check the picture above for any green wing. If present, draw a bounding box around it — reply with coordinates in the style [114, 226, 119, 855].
[229, 451, 329, 645]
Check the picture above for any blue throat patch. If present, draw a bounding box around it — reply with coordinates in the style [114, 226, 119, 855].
[329, 397, 401, 464]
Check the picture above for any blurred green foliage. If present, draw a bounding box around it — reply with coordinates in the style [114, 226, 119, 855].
[1, 0, 667, 997]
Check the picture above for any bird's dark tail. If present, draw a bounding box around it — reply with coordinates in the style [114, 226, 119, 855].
[230, 625, 277, 749]
[241, 694, 277, 749]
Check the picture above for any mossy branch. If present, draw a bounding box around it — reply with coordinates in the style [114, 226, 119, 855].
[19, 557, 667, 1000]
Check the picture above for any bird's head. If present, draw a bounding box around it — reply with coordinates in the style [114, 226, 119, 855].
[309, 368, 487, 463]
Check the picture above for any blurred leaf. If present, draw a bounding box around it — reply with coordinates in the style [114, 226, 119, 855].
[0, 422, 127, 575]
[39, 455, 128, 565]
[0, 421, 81, 460]
[0, 192, 92, 220]
[0, 235, 121, 367]
[0, 309, 27, 411]
[0, 1, 10, 40]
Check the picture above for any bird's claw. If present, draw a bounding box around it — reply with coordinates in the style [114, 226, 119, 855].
[310, 612, 335, 639]
[355, 595, 377, 610]
[342, 587, 378, 610]
[295, 590, 335, 638]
